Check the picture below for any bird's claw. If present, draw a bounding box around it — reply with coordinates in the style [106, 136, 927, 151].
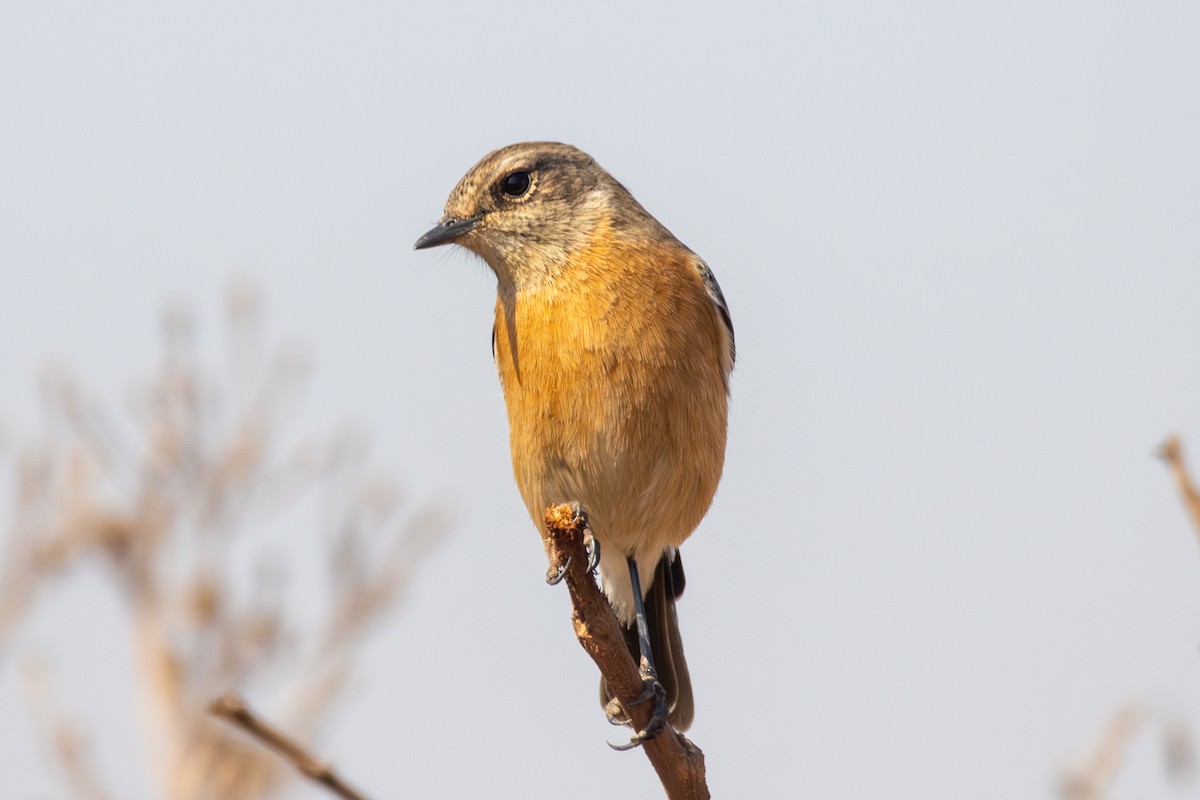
[545, 556, 571, 585]
[606, 675, 668, 751]
[584, 528, 601, 575]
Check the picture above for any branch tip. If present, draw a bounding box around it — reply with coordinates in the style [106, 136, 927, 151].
[208, 691, 369, 800]
[541, 503, 709, 800]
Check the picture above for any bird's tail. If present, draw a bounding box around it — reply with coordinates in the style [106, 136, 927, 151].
[600, 551, 694, 731]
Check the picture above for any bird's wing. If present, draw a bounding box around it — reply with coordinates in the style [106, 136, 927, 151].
[695, 259, 735, 376]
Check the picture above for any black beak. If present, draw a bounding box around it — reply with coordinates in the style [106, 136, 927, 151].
[413, 216, 481, 250]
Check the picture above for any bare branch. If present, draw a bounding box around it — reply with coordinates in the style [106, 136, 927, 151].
[209, 692, 369, 800]
[543, 504, 710, 800]
[1059, 703, 1147, 800]
[1158, 435, 1200, 540]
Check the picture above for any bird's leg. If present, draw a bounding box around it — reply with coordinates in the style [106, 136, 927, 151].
[609, 556, 669, 751]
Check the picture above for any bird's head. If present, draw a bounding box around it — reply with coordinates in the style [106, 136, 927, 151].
[414, 142, 646, 288]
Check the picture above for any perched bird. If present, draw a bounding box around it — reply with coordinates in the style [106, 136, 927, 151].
[414, 142, 733, 745]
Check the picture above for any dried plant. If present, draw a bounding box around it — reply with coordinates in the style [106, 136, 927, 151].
[1160, 435, 1200, 545]
[1058, 703, 1148, 800]
[0, 283, 448, 800]
[1056, 434, 1200, 799]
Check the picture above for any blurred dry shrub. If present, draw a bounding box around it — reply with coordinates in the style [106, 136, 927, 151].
[1059, 703, 1196, 800]
[1056, 436, 1200, 800]
[1058, 703, 1148, 800]
[0, 282, 449, 800]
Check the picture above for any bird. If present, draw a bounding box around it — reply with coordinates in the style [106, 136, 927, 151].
[414, 142, 733, 746]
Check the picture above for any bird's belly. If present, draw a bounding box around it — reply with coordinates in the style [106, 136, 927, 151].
[507, 375, 726, 561]
[512, 398, 722, 623]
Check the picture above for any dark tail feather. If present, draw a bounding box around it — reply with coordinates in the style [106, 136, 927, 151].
[600, 551, 694, 731]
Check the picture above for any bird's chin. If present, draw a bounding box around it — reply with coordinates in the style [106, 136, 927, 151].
[465, 238, 516, 281]
[449, 231, 564, 292]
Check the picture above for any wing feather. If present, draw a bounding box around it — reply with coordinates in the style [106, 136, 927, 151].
[695, 259, 735, 377]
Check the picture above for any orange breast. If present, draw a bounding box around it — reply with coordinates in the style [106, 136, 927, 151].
[492, 232, 729, 561]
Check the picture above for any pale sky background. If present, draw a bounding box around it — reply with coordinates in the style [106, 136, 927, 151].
[2, 1, 1200, 798]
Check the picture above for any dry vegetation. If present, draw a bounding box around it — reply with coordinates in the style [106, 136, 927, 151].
[0, 285, 447, 799]
[1056, 435, 1200, 800]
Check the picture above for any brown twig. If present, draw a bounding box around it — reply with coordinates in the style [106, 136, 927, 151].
[543, 504, 710, 800]
[1059, 703, 1146, 800]
[209, 692, 369, 800]
[1159, 435, 1200, 540]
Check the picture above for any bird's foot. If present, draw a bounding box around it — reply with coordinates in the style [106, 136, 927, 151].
[545, 556, 570, 585]
[604, 696, 630, 726]
[607, 673, 668, 751]
[547, 504, 597, 584]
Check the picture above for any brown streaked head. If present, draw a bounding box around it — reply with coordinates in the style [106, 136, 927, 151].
[413, 142, 662, 285]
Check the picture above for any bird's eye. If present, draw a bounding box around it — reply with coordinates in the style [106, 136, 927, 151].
[500, 170, 532, 198]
